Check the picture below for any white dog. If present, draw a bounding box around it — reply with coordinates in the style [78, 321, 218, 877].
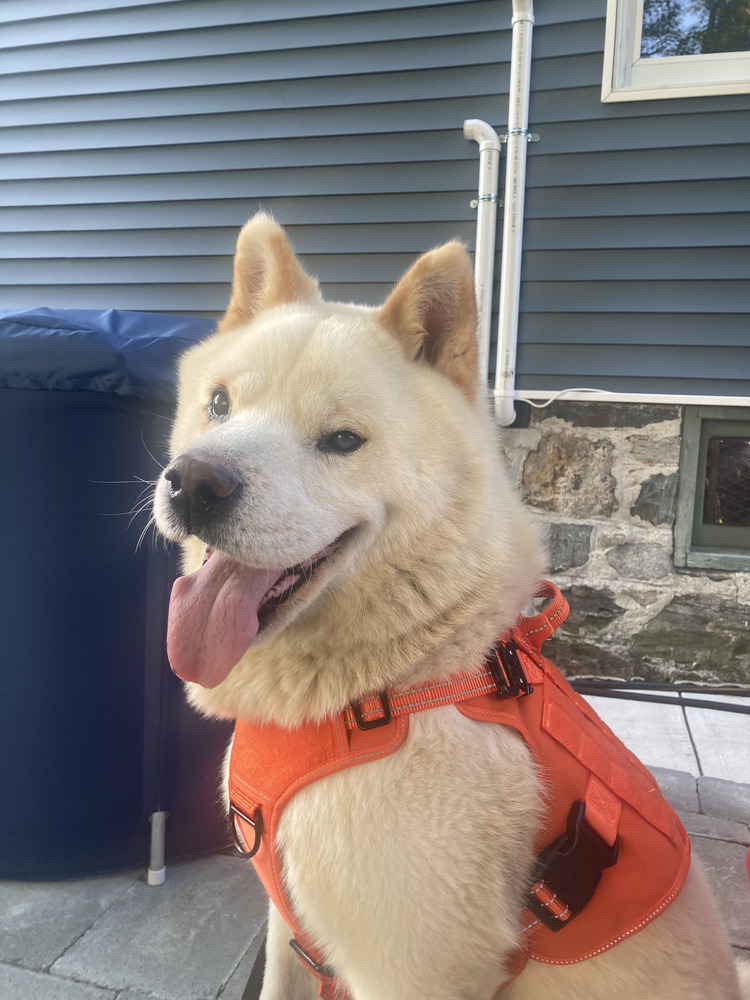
[154, 214, 748, 1000]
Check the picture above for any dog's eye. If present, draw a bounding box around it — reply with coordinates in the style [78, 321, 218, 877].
[208, 389, 230, 419]
[317, 430, 366, 455]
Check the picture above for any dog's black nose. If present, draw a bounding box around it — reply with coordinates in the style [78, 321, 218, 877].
[164, 453, 240, 531]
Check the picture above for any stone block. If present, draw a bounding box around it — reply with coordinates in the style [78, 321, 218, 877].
[650, 767, 700, 812]
[606, 542, 673, 580]
[628, 434, 681, 466]
[544, 636, 634, 679]
[547, 523, 593, 572]
[531, 401, 679, 429]
[562, 585, 626, 632]
[698, 777, 750, 826]
[630, 472, 678, 526]
[523, 434, 616, 516]
[631, 596, 750, 684]
[690, 836, 750, 950]
[678, 811, 750, 845]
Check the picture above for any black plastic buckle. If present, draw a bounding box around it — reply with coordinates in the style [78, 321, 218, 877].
[527, 800, 619, 932]
[229, 802, 263, 858]
[289, 939, 336, 979]
[486, 641, 534, 698]
[350, 690, 392, 730]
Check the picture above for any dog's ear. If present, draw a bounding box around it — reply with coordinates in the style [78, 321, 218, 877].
[217, 213, 320, 332]
[377, 242, 479, 400]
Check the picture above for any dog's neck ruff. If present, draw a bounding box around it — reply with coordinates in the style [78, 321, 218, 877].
[228, 582, 690, 999]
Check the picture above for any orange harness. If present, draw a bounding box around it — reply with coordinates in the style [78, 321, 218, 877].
[229, 583, 690, 998]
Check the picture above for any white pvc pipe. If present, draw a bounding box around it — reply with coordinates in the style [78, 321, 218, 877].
[495, 0, 535, 426]
[463, 119, 501, 383]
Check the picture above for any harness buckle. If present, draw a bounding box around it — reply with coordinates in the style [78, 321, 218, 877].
[527, 800, 619, 932]
[229, 803, 263, 858]
[486, 641, 534, 698]
[350, 690, 392, 730]
[289, 938, 336, 979]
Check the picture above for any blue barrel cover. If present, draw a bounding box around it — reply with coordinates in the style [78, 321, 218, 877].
[0, 308, 215, 400]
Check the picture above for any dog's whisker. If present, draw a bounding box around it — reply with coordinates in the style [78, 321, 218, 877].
[139, 429, 170, 471]
[135, 514, 157, 553]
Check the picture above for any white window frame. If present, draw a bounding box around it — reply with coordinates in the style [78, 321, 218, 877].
[602, 0, 750, 102]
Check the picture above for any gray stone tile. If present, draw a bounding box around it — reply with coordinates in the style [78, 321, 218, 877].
[586, 695, 699, 776]
[679, 810, 750, 845]
[698, 776, 750, 825]
[218, 923, 266, 1000]
[691, 836, 750, 951]
[52, 855, 267, 1000]
[650, 766, 699, 813]
[0, 871, 140, 971]
[0, 962, 116, 1000]
[685, 696, 750, 784]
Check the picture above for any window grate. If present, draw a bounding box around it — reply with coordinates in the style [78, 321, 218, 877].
[703, 436, 750, 527]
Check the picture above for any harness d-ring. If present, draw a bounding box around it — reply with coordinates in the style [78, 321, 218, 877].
[230, 803, 263, 858]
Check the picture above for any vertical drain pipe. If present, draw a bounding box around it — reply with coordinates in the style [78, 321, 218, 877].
[148, 810, 168, 885]
[463, 119, 501, 383]
[495, 0, 535, 426]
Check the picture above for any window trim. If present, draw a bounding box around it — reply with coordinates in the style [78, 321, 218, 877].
[602, 0, 750, 102]
[674, 406, 750, 572]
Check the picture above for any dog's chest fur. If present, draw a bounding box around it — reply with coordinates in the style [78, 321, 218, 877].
[275, 709, 540, 995]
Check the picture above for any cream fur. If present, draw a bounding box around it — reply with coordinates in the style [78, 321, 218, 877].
[154, 214, 747, 999]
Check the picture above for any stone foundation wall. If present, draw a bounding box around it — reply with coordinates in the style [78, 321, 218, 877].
[502, 401, 750, 685]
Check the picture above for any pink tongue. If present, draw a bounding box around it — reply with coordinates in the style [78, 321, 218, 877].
[167, 553, 284, 688]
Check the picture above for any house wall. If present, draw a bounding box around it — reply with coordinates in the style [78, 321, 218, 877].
[3, 0, 749, 681]
[3, 0, 749, 397]
[502, 401, 750, 685]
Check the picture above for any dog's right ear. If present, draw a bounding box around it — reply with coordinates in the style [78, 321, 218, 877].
[217, 213, 320, 332]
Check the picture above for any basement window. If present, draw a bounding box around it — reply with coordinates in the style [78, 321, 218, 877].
[602, 0, 750, 101]
[674, 407, 750, 571]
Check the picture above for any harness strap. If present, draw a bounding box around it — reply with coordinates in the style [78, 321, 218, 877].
[344, 655, 543, 731]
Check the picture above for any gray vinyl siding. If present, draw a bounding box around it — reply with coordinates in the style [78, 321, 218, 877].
[1, 0, 748, 397]
[517, 5, 750, 397]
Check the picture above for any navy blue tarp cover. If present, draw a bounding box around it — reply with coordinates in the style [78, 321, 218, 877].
[0, 308, 215, 401]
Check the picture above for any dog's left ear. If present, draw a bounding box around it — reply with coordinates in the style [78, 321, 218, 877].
[217, 213, 320, 332]
[378, 241, 479, 400]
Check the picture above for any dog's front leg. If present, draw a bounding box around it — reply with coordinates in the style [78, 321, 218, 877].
[259, 902, 319, 1000]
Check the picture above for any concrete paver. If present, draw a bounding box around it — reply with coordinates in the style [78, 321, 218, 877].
[679, 810, 750, 846]
[0, 870, 138, 971]
[650, 766, 699, 813]
[218, 924, 266, 1000]
[0, 962, 116, 1000]
[690, 835, 750, 952]
[586, 694, 699, 775]
[51, 854, 266, 1000]
[686, 695, 750, 784]
[699, 777, 750, 826]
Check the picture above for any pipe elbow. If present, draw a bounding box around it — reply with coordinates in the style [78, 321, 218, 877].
[463, 119, 501, 152]
[494, 392, 518, 428]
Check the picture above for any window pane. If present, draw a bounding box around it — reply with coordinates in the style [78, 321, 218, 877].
[641, 0, 750, 58]
[703, 436, 750, 527]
